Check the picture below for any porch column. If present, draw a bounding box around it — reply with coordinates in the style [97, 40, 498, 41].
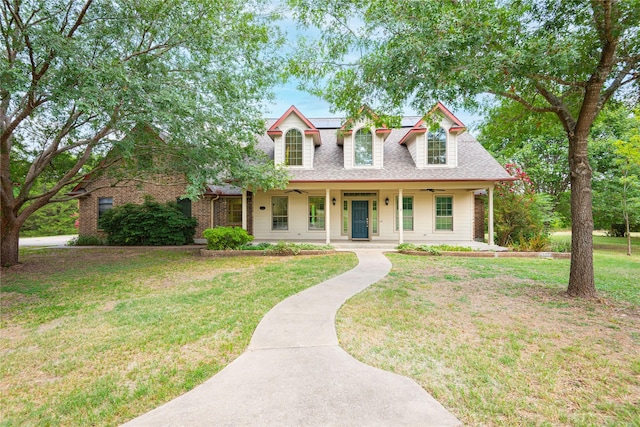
[488, 186, 495, 246]
[325, 188, 331, 244]
[241, 189, 248, 231]
[398, 188, 404, 244]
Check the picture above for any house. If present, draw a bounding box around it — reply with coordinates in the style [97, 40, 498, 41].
[73, 103, 512, 246]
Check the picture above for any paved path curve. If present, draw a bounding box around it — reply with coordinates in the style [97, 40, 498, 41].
[122, 250, 461, 426]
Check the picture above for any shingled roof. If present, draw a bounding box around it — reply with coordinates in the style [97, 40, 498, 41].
[256, 118, 511, 183]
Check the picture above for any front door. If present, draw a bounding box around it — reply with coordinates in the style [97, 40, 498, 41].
[352, 200, 369, 239]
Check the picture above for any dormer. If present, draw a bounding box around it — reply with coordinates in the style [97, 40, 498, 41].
[398, 102, 466, 169]
[268, 106, 321, 169]
[337, 109, 391, 169]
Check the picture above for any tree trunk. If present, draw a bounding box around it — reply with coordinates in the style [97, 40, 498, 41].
[624, 211, 631, 256]
[567, 137, 597, 298]
[1, 214, 20, 267]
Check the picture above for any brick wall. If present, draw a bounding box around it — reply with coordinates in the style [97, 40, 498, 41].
[212, 196, 254, 235]
[78, 175, 212, 239]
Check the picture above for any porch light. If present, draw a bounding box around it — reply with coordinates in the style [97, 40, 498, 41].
[385, 197, 389, 206]
[332, 197, 336, 206]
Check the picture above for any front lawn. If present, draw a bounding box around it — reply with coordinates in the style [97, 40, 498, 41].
[337, 240, 640, 426]
[0, 248, 357, 426]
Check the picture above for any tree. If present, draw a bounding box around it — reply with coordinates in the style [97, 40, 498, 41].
[479, 100, 571, 226]
[590, 105, 639, 245]
[597, 109, 640, 255]
[479, 101, 635, 229]
[1, 0, 289, 267]
[494, 164, 553, 250]
[288, 0, 640, 298]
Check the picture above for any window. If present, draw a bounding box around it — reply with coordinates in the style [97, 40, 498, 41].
[395, 196, 414, 231]
[272, 196, 288, 230]
[98, 197, 113, 219]
[227, 198, 242, 225]
[177, 198, 192, 218]
[308, 197, 325, 230]
[285, 129, 303, 166]
[354, 128, 373, 166]
[371, 200, 378, 235]
[436, 196, 453, 230]
[342, 200, 349, 234]
[427, 127, 447, 165]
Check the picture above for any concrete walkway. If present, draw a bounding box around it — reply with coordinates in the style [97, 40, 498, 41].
[122, 250, 461, 426]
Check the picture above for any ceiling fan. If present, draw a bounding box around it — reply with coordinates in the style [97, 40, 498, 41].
[284, 189, 308, 194]
[421, 188, 445, 192]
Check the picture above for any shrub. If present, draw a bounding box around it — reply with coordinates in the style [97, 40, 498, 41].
[548, 239, 571, 253]
[66, 235, 105, 246]
[494, 164, 552, 250]
[202, 226, 254, 250]
[396, 243, 472, 254]
[264, 241, 300, 256]
[99, 197, 197, 246]
[20, 200, 78, 237]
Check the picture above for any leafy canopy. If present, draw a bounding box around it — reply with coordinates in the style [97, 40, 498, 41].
[1, 0, 289, 212]
[288, 0, 638, 122]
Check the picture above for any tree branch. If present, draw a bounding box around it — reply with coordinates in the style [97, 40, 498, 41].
[66, 0, 93, 38]
[534, 83, 577, 135]
[490, 90, 560, 114]
[600, 58, 640, 108]
[528, 73, 587, 88]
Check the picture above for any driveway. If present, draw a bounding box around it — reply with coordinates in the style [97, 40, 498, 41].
[19, 235, 76, 247]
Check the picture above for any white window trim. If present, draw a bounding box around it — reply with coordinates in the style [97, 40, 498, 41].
[426, 127, 448, 167]
[434, 194, 454, 232]
[271, 195, 289, 231]
[353, 126, 374, 168]
[394, 194, 414, 232]
[307, 195, 326, 232]
[284, 127, 304, 168]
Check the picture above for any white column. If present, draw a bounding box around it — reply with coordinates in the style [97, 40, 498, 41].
[242, 189, 248, 231]
[398, 188, 404, 244]
[325, 188, 331, 245]
[488, 186, 495, 246]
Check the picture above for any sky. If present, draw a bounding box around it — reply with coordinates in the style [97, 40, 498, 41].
[261, 5, 485, 133]
[264, 85, 483, 132]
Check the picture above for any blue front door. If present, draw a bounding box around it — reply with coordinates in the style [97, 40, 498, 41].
[352, 201, 369, 239]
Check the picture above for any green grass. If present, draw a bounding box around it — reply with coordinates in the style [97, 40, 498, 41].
[337, 239, 640, 427]
[1, 248, 357, 426]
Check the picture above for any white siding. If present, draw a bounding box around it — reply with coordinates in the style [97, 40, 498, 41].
[253, 188, 475, 243]
[345, 121, 384, 169]
[274, 113, 315, 169]
[303, 135, 314, 169]
[405, 139, 418, 166]
[280, 114, 307, 130]
[373, 133, 384, 168]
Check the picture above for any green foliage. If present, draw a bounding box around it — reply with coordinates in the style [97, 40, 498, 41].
[494, 165, 552, 251]
[287, 0, 639, 295]
[264, 241, 302, 256]
[592, 107, 640, 232]
[1, 0, 289, 265]
[20, 200, 78, 237]
[397, 243, 473, 254]
[241, 242, 334, 251]
[99, 198, 197, 246]
[202, 227, 254, 250]
[479, 101, 570, 196]
[67, 235, 106, 246]
[548, 238, 572, 253]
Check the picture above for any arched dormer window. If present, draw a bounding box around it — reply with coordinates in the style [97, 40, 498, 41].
[354, 128, 373, 166]
[427, 127, 447, 165]
[285, 129, 303, 166]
